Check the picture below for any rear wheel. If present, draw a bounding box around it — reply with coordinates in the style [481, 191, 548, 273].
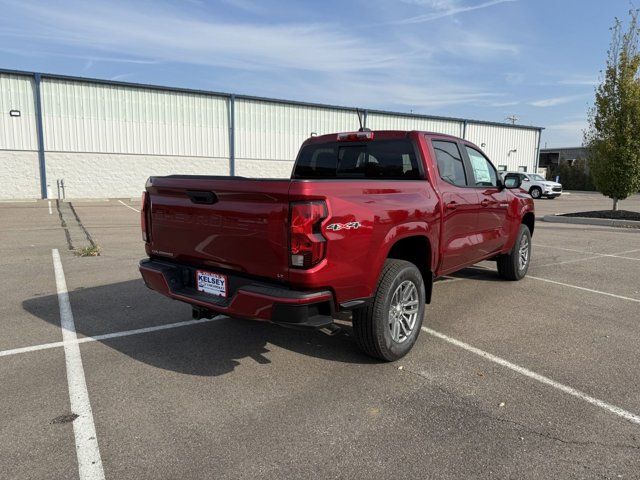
[352, 259, 425, 361]
[529, 187, 542, 199]
[497, 224, 532, 280]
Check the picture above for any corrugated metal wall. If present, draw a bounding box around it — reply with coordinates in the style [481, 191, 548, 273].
[41, 78, 229, 158]
[465, 123, 540, 172]
[0, 70, 543, 198]
[235, 99, 358, 161]
[0, 73, 41, 199]
[0, 73, 38, 151]
[367, 112, 463, 137]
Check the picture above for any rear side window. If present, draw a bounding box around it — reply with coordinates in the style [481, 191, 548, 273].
[432, 140, 467, 187]
[293, 139, 422, 179]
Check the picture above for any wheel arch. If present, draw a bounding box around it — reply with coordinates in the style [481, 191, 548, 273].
[522, 211, 535, 236]
[384, 234, 434, 304]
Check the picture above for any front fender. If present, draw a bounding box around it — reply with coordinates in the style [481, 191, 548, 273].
[503, 195, 534, 252]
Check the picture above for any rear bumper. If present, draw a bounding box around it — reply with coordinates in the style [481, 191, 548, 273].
[139, 258, 334, 328]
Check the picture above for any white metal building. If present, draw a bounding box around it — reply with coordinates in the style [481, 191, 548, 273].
[0, 69, 543, 200]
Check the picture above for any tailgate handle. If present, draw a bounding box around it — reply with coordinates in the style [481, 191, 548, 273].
[186, 190, 218, 205]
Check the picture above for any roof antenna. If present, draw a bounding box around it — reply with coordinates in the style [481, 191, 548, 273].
[356, 109, 371, 132]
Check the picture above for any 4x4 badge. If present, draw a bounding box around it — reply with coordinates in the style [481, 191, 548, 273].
[326, 222, 361, 231]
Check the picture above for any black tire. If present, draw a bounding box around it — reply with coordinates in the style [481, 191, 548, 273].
[497, 224, 532, 281]
[529, 187, 542, 199]
[352, 259, 425, 361]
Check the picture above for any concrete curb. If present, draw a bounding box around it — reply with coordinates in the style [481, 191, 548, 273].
[61, 198, 110, 203]
[543, 214, 640, 228]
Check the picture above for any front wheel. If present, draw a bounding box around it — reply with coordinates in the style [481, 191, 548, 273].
[497, 224, 532, 280]
[529, 187, 542, 199]
[352, 259, 425, 361]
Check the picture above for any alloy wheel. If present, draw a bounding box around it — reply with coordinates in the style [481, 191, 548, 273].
[388, 280, 419, 343]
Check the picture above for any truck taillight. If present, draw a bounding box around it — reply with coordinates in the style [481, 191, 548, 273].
[290, 201, 328, 268]
[141, 191, 150, 242]
[337, 131, 374, 141]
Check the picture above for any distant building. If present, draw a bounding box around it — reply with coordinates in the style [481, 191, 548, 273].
[539, 147, 588, 168]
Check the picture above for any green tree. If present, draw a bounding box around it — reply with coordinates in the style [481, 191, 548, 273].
[584, 9, 640, 211]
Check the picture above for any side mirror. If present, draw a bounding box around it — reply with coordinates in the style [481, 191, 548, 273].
[503, 173, 522, 189]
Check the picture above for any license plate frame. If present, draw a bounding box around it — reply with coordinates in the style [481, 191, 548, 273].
[195, 270, 228, 298]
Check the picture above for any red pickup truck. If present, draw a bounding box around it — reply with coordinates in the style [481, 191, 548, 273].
[139, 130, 534, 361]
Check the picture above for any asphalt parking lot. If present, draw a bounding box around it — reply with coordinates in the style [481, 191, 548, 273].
[2, 192, 640, 480]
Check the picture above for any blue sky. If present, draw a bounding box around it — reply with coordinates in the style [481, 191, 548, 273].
[0, 0, 634, 146]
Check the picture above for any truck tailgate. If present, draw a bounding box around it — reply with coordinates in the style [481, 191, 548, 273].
[146, 176, 291, 282]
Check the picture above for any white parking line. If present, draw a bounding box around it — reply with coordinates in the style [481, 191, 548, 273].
[534, 253, 640, 268]
[527, 275, 640, 303]
[434, 265, 640, 304]
[423, 327, 640, 425]
[117, 199, 140, 213]
[48, 200, 52, 215]
[0, 317, 221, 358]
[534, 255, 609, 268]
[533, 244, 593, 255]
[52, 249, 105, 480]
[534, 243, 640, 260]
[614, 248, 640, 255]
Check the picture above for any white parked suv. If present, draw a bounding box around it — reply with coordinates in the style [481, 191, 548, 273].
[502, 172, 563, 199]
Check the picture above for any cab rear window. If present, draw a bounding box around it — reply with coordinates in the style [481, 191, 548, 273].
[293, 140, 422, 179]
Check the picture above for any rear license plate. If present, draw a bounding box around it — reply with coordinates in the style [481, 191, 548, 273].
[196, 270, 227, 298]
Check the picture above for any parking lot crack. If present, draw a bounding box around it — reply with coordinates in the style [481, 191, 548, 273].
[401, 368, 640, 452]
[55, 200, 99, 254]
[479, 413, 640, 451]
[56, 200, 74, 250]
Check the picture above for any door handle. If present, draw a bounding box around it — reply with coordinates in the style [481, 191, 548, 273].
[481, 199, 491, 207]
[445, 201, 458, 210]
[186, 190, 218, 205]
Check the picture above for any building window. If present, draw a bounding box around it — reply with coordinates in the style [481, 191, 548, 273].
[518, 166, 527, 172]
[497, 165, 507, 172]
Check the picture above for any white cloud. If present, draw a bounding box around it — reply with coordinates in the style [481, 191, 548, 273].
[0, 45, 161, 65]
[542, 119, 588, 147]
[398, 0, 460, 9]
[219, 0, 265, 14]
[505, 72, 525, 84]
[557, 75, 599, 86]
[109, 73, 135, 81]
[445, 35, 520, 58]
[546, 119, 587, 132]
[0, 0, 519, 111]
[2, 0, 408, 73]
[529, 94, 588, 107]
[487, 100, 520, 107]
[394, 0, 517, 24]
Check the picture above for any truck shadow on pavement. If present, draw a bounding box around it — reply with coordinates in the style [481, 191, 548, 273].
[22, 279, 377, 377]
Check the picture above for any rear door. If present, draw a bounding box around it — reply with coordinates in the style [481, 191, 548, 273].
[429, 137, 480, 272]
[462, 145, 510, 256]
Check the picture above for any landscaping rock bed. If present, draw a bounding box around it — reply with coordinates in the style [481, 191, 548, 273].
[560, 209, 640, 221]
